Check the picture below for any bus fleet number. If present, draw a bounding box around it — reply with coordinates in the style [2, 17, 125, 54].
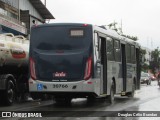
[53, 84, 68, 88]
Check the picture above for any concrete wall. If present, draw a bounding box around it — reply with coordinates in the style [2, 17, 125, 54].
[0, 0, 18, 8]
[19, 0, 44, 21]
[0, 0, 44, 21]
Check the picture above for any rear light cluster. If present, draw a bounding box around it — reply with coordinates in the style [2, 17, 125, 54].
[30, 57, 37, 80]
[83, 24, 88, 26]
[84, 57, 92, 80]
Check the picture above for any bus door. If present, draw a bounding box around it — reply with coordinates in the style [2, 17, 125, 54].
[100, 37, 107, 95]
[136, 48, 140, 90]
[121, 44, 127, 92]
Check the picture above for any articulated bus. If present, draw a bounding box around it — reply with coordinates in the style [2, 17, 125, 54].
[29, 23, 140, 103]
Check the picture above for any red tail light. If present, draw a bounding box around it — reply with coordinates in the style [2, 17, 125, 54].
[83, 24, 88, 26]
[30, 57, 37, 80]
[84, 57, 92, 80]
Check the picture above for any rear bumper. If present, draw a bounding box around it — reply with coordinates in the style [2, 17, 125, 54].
[30, 91, 97, 98]
[29, 78, 99, 96]
[140, 79, 148, 84]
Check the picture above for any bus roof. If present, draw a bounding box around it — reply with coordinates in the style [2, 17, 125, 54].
[31, 23, 92, 28]
[31, 23, 140, 48]
[93, 25, 140, 48]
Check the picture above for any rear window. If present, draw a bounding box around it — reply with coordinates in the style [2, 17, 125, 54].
[30, 26, 92, 51]
[141, 73, 149, 77]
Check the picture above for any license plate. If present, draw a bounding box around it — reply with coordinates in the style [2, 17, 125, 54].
[53, 84, 68, 88]
[53, 72, 66, 77]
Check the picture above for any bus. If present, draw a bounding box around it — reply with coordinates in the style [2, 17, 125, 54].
[29, 23, 141, 103]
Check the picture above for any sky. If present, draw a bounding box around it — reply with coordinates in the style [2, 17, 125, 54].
[42, 0, 160, 50]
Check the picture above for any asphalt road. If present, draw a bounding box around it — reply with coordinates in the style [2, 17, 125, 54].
[0, 81, 160, 120]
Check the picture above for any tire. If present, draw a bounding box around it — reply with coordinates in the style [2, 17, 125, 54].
[147, 81, 149, 85]
[108, 83, 115, 104]
[127, 84, 135, 98]
[3, 80, 15, 106]
[149, 80, 151, 85]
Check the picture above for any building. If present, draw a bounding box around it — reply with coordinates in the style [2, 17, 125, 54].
[0, 0, 54, 37]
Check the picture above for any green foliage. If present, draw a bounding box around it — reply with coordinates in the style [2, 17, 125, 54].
[140, 48, 147, 71]
[141, 63, 149, 72]
[149, 47, 160, 74]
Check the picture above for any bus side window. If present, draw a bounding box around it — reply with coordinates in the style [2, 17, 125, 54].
[126, 44, 131, 63]
[94, 32, 99, 60]
[98, 38, 101, 59]
[114, 40, 121, 62]
[106, 37, 114, 61]
[131, 45, 136, 63]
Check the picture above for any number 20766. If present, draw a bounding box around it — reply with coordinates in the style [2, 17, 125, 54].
[53, 84, 68, 88]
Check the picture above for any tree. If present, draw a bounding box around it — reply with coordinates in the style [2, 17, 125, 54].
[149, 47, 160, 74]
[140, 48, 148, 72]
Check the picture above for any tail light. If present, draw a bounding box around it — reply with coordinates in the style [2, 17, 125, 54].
[30, 57, 37, 80]
[83, 24, 88, 27]
[84, 57, 92, 80]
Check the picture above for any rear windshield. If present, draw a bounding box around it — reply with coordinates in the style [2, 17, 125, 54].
[30, 26, 92, 51]
[141, 73, 149, 77]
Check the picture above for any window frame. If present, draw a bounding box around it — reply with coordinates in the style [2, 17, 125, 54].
[114, 39, 121, 62]
[131, 45, 136, 63]
[106, 37, 114, 61]
[126, 43, 131, 63]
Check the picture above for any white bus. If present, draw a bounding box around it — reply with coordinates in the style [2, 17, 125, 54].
[29, 23, 141, 103]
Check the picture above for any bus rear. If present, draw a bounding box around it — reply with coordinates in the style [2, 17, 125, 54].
[29, 23, 97, 99]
